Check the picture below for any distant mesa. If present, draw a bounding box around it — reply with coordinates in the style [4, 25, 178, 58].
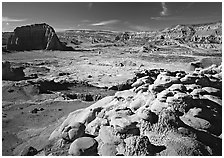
[6, 23, 73, 51]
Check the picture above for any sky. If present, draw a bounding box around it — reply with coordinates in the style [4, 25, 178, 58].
[2, 2, 222, 32]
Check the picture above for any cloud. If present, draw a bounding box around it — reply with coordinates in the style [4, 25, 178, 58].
[81, 19, 91, 23]
[129, 25, 152, 31]
[88, 2, 93, 9]
[151, 16, 182, 21]
[91, 20, 120, 26]
[160, 2, 169, 16]
[2, 17, 27, 22]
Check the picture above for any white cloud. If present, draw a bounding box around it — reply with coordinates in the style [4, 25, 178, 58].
[151, 16, 182, 21]
[88, 2, 93, 9]
[2, 17, 27, 22]
[91, 20, 120, 26]
[160, 2, 169, 16]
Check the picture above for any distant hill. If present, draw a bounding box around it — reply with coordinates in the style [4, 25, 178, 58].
[2, 21, 222, 51]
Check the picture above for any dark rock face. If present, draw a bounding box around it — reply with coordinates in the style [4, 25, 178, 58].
[20, 146, 38, 156]
[7, 23, 68, 51]
[2, 61, 25, 81]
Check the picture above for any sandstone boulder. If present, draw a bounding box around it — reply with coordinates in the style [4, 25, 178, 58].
[129, 97, 146, 111]
[97, 126, 121, 144]
[150, 99, 169, 113]
[180, 114, 211, 131]
[68, 137, 98, 156]
[99, 143, 118, 156]
[138, 108, 158, 123]
[168, 84, 187, 92]
[85, 117, 108, 136]
[202, 87, 221, 97]
[202, 95, 222, 106]
[161, 136, 212, 156]
[124, 136, 154, 156]
[110, 115, 137, 133]
[61, 122, 85, 142]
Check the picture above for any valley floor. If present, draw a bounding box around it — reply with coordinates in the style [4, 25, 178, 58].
[2, 46, 222, 155]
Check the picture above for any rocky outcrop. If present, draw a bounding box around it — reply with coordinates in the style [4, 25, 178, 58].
[155, 21, 222, 44]
[189, 57, 222, 70]
[2, 61, 25, 81]
[20, 146, 38, 156]
[7, 23, 70, 51]
[48, 62, 222, 156]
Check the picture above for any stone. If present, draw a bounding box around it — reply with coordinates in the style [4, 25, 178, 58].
[124, 136, 154, 156]
[98, 126, 121, 144]
[110, 115, 137, 133]
[7, 23, 70, 51]
[62, 122, 85, 142]
[185, 84, 201, 92]
[199, 64, 218, 75]
[153, 74, 180, 89]
[212, 72, 222, 79]
[180, 114, 211, 131]
[134, 83, 150, 93]
[168, 84, 187, 92]
[187, 107, 203, 117]
[190, 88, 207, 97]
[166, 96, 178, 104]
[148, 74, 180, 94]
[195, 76, 211, 87]
[173, 92, 189, 100]
[177, 127, 197, 138]
[138, 108, 158, 123]
[2, 61, 25, 81]
[180, 75, 198, 84]
[129, 97, 146, 111]
[85, 117, 108, 136]
[68, 137, 98, 156]
[20, 146, 38, 156]
[154, 109, 183, 133]
[150, 99, 169, 114]
[72, 107, 103, 126]
[131, 78, 144, 88]
[202, 87, 221, 97]
[156, 90, 174, 102]
[161, 136, 212, 156]
[115, 89, 135, 101]
[99, 143, 117, 156]
[189, 61, 202, 71]
[202, 95, 222, 106]
[104, 107, 134, 120]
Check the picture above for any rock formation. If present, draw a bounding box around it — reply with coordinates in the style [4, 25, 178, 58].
[48, 63, 222, 156]
[2, 61, 25, 81]
[7, 23, 69, 51]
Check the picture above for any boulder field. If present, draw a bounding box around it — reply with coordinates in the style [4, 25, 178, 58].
[47, 63, 222, 156]
[7, 23, 71, 51]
